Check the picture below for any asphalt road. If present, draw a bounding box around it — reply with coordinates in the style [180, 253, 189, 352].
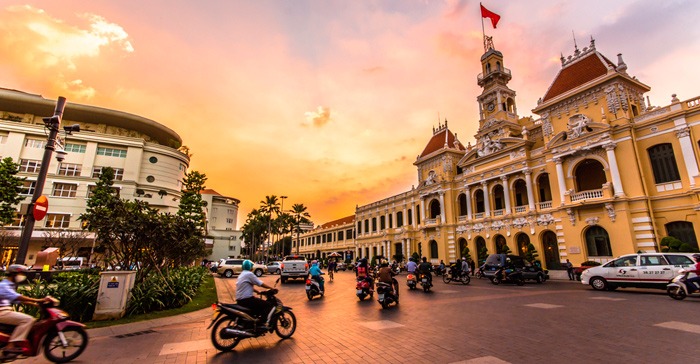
[27, 270, 700, 363]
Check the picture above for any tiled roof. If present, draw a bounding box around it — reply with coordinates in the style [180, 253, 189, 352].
[200, 189, 221, 196]
[542, 52, 616, 102]
[419, 128, 465, 159]
[320, 215, 355, 229]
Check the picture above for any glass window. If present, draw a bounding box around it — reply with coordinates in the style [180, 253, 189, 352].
[380, 216, 385, 230]
[396, 212, 404, 227]
[24, 139, 45, 149]
[665, 221, 699, 251]
[45, 214, 70, 228]
[97, 147, 127, 158]
[338, 231, 344, 241]
[648, 143, 681, 184]
[665, 255, 694, 266]
[20, 180, 36, 195]
[92, 167, 124, 181]
[149, 156, 158, 163]
[372, 218, 377, 232]
[407, 209, 413, 225]
[585, 226, 613, 257]
[86, 185, 120, 198]
[57, 163, 81, 176]
[610, 256, 637, 267]
[19, 159, 41, 173]
[640, 255, 668, 266]
[11, 214, 27, 227]
[430, 241, 438, 259]
[52, 183, 77, 198]
[64, 143, 86, 153]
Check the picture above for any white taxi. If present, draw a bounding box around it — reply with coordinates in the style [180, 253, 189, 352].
[580, 253, 695, 291]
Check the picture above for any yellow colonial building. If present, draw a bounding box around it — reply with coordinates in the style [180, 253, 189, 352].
[299, 37, 700, 270]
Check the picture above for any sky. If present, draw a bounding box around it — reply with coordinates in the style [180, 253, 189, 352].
[1, 0, 699, 227]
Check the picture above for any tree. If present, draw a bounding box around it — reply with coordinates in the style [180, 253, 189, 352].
[524, 243, 539, 264]
[478, 246, 489, 264]
[461, 246, 472, 262]
[241, 209, 268, 261]
[259, 195, 280, 263]
[0, 157, 24, 226]
[178, 171, 207, 230]
[290, 203, 311, 254]
[411, 252, 420, 262]
[176, 170, 208, 264]
[498, 244, 512, 254]
[660, 236, 699, 253]
[42, 229, 90, 266]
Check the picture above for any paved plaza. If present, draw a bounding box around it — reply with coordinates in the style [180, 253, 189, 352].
[27, 271, 700, 363]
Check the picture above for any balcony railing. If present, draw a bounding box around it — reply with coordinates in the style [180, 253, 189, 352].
[514, 206, 527, 213]
[425, 218, 437, 225]
[477, 67, 512, 83]
[474, 212, 484, 219]
[538, 201, 552, 209]
[493, 209, 504, 216]
[458, 215, 467, 222]
[570, 189, 603, 202]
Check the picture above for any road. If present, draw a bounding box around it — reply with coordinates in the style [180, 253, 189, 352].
[28, 270, 700, 363]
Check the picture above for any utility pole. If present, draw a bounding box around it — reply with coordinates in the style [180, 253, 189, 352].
[16, 97, 66, 265]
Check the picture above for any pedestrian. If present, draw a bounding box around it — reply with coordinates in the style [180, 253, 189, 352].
[469, 259, 475, 276]
[565, 259, 575, 280]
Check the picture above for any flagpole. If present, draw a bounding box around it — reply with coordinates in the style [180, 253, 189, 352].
[480, 3, 486, 51]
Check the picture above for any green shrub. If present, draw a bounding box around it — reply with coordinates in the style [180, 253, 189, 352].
[126, 267, 207, 316]
[17, 271, 100, 322]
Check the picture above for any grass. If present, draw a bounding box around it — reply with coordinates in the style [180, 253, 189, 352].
[85, 274, 217, 329]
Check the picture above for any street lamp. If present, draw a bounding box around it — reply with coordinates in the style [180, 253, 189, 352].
[16, 97, 67, 265]
[279, 196, 287, 258]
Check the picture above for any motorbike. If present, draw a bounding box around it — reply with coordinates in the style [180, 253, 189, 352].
[391, 264, 401, 275]
[305, 275, 324, 300]
[419, 273, 433, 292]
[491, 267, 525, 286]
[356, 277, 374, 301]
[376, 282, 398, 309]
[667, 270, 700, 300]
[406, 273, 417, 290]
[209, 279, 297, 352]
[434, 266, 446, 276]
[0, 297, 88, 363]
[442, 268, 470, 285]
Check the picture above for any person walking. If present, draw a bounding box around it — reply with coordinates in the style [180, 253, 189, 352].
[469, 259, 476, 276]
[565, 259, 575, 280]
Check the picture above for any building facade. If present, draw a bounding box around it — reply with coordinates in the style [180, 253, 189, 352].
[300, 37, 700, 269]
[296, 215, 355, 261]
[202, 189, 242, 261]
[0, 88, 190, 264]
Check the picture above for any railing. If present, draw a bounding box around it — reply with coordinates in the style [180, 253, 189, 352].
[688, 97, 700, 108]
[570, 189, 603, 202]
[458, 215, 467, 222]
[514, 206, 527, 213]
[477, 67, 512, 82]
[538, 201, 552, 209]
[493, 209, 504, 216]
[474, 212, 484, 219]
[425, 218, 437, 225]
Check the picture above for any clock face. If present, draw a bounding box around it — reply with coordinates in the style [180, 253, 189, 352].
[487, 103, 495, 111]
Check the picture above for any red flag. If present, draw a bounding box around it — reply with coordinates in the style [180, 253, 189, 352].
[480, 4, 501, 29]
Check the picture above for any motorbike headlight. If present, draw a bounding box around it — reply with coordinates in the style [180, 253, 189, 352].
[53, 309, 70, 320]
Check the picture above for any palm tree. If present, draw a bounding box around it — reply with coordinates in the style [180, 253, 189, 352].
[291, 203, 311, 254]
[259, 195, 280, 263]
[241, 209, 267, 261]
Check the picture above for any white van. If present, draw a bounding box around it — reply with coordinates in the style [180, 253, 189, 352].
[58, 257, 86, 270]
[580, 253, 695, 290]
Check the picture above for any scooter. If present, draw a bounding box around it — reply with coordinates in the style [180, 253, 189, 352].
[667, 270, 700, 300]
[209, 278, 296, 352]
[419, 273, 433, 292]
[442, 268, 470, 285]
[406, 273, 417, 290]
[356, 277, 374, 301]
[376, 282, 398, 309]
[0, 297, 88, 363]
[491, 267, 525, 286]
[305, 275, 324, 300]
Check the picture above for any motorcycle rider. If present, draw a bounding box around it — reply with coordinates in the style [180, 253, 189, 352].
[406, 258, 418, 278]
[356, 258, 374, 289]
[236, 260, 277, 329]
[377, 260, 399, 300]
[461, 257, 470, 277]
[418, 257, 433, 285]
[437, 260, 445, 275]
[308, 260, 325, 292]
[0, 265, 50, 357]
[682, 253, 700, 292]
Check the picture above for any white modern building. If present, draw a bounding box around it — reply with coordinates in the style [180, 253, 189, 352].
[0, 87, 190, 265]
[202, 189, 242, 261]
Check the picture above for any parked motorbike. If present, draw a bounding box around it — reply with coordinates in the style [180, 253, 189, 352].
[209, 279, 297, 352]
[442, 269, 470, 285]
[0, 297, 88, 363]
[305, 275, 324, 300]
[376, 282, 399, 309]
[406, 273, 417, 290]
[356, 277, 374, 301]
[419, 273, 433, 292]
[491, 268, 525, 286]
[667, 270, 700, 300]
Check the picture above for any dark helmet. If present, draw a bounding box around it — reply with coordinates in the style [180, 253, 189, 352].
[692, 254, 700, 261]
[7, 264, 28, 274]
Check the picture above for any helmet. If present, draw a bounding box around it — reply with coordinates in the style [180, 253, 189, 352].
[381, 260, 389, 267]
[7, 264, 28, 274]
[311, 260, 318, 265]
[462, 257, 466, 260]
[693, 254, 700, 261]
[241, 260, 254, 271]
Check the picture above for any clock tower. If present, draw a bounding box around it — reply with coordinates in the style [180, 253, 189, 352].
[476, 37, 519, 128]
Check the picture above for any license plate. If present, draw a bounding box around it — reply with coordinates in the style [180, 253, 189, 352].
[357, 289, 363, 295]
[378, 293, 385, 300]
[305, 286, 310, 290]
[422, 279, 427, 283]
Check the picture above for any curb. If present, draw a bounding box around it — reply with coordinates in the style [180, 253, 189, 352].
[86, 307, 212, 338]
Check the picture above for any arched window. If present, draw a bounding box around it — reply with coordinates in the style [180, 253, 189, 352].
[475, 190, 485, 213]
[648, 144, 681, 184]
[513, 179, 528, 207]
[495, 234, 507, 254]
[486, 63, 491, 73]
[496, 61, 501, 71]
[429, 199, 441, 219]
[458, 194, 468, 216]
[407, 209, 413, 225]
[458, 238, 468, 258]
[475, 237, 487, 263]
[493, 185, 505, 211]
[666, 221, 699, 250]
[429, 240, 438, 259]
[585, 226, 613, 257]
[396, 211, 404, 227]
[575, 159, 607, 191]
[416, 205, 421, 225]
[537, 173, 552, 203]
[517, 233, 530, 257]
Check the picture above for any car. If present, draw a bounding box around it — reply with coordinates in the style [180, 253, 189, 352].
[280, 255, 309, 283]
[217, 259, 267, 278]
[267, 261, 281, 274]
[481, 254, 548, 283]
[336, 262, 347, 271]
[580, 253, 696, 291]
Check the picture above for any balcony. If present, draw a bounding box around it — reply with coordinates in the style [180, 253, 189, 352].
[458, 215, 467, 222]
[538, 201, 553, 209]
[493, 209, 504, 216]
[570, 189, 603, 202]
[425, 218, 437, 225]
[477, 67, 512, 85]
[514, 206, 527, 213]
[474, 212, 485, 219]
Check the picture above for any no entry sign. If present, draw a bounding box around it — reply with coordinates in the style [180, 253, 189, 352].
[33, 195, 49, 221]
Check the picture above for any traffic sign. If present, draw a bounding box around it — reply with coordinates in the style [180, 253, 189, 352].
[33, 195, 49, 221]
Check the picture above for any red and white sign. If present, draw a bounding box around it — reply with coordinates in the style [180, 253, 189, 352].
[33, 195, 49, 221]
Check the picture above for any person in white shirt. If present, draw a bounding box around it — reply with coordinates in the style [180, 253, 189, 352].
[0, 265, 49, 357]
[235, 260, 276, 328]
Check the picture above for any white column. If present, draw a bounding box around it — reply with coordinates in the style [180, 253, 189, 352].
[501, 176, 511, 214]
[420, 199, 426, 223]
[555, 157, 567, 204]
[497, 91, 503, 111]
[482, 181, 491, 216]
[465, 185, 473, 219]
[439, 192, 446, 224]
[604, 142, 626, 195]
[406, 238, 411, 259]
[525, 169, 535, 210]
[676, 128, 699, 187]
[403, 206, 408, 227]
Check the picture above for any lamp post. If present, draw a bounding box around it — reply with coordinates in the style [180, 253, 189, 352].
[279, 196, 287, 258]
[15, 97, 67, 265]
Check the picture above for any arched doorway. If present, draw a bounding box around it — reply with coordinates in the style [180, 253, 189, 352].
[494, 234, 508, 254]
[429, 240, 438, 259]
[475, 237, 486, 264]
[429, 199, 441, 219]
[575, 159, 607, 191]
[542, 231, 561, 269]
[516, 233, 530, 257]
[513, 179, 528, 208]
[585, 226, 613, 257]
[458, 238, 468, 260]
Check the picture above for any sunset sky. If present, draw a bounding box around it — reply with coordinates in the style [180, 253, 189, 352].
[1, 1, 699, 227]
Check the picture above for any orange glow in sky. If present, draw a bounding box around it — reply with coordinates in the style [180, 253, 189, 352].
[1, 1, 700, 226]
